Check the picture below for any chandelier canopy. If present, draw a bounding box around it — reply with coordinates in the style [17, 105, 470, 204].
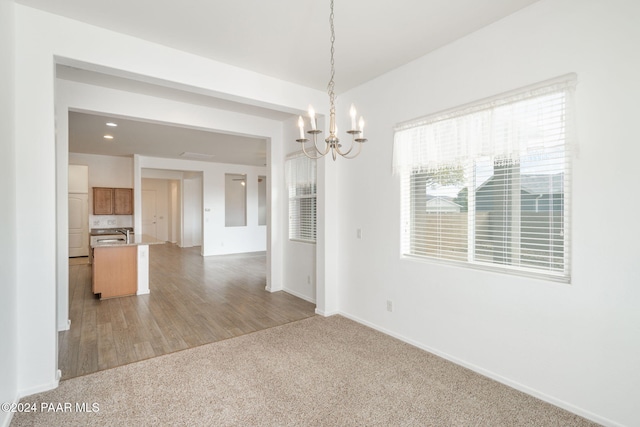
[296, 0, 367, 160]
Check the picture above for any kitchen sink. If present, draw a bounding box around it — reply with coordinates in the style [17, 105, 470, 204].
[91, 227, 134, 235]
[97, 238, 126, 243]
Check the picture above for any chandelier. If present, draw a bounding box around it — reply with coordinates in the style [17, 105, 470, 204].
[296, 0, 367, 160]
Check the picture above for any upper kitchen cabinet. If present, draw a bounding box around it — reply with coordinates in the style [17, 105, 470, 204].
[93, 187, 114, 215]
[114, 188, 133, 215]
[93, 187, 133, 215]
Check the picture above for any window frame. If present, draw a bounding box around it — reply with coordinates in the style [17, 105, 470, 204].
[286, 153, 317, 244]
[394, 75, 575, 283]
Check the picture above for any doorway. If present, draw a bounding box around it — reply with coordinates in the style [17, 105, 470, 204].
[142, 189, 157, 239]
[68, 193, 89, 257]
[141, 173, 202, 247]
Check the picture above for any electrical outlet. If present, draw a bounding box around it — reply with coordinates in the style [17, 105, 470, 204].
[386, 300, 393, 312]
[356, 228, 362, 239]
[307, 275, 311, 284]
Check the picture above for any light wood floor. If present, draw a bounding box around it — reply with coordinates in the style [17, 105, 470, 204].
[59, 244, 316, 380]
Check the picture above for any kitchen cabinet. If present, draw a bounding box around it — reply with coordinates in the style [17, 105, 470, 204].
[114, 188, 133, 214]
[93, 187, 113, 215]
[93, 187, 133, 215]
[90, 233, 165, 299]
[92, 245, 137, 299]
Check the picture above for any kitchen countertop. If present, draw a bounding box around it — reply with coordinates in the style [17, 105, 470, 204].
[91, 234, 166, 248]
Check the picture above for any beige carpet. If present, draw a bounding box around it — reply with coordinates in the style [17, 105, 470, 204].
[12, 316, 597, 426]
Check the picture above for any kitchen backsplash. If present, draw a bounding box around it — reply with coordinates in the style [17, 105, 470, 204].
[90, 215, 133, 228]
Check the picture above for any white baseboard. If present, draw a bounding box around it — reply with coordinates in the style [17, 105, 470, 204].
[315, 308, 339, 317]
[337, 311, 619, 427]
[18, 377, 59, 400]
[265, 285, 282, 293]
[0, 395, 18, 427]
[2, 374, 60, 427]
[282, 287, 316, 304]
[57, 318, 71, 332]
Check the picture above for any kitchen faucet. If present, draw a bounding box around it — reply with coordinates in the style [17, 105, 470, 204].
[117, 228, 131, 243]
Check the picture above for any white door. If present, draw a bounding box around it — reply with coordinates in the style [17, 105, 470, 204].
[142, 190, 157, 239]
[68, 193, 89, 257]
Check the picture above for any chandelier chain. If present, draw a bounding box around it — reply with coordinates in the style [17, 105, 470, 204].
[295, 0, 367, 160]
[327, 0, 336, 116]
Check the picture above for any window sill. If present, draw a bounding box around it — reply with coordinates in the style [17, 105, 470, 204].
[289, 238, 316, 245]
[400, 254, 571, 284]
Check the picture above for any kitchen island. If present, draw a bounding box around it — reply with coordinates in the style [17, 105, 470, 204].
[91, 233, 165, 299]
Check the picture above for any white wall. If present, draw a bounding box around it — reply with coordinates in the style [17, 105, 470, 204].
[282, 115, 316, 303]
[0, 0, 18, 425]
[70, 153, 133, 187]
[139, 156, 266, 255]
[69, 153, 134, 228]
[15, 6, 59, 399]
[15, 3, 325, 400]
[170, 180, 180, 243]
[182, 175, 203, 247]
[68, 164, 88, 193]
[337, 0, 640, 425]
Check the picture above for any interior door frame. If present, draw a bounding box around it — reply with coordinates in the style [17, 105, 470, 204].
[141, 189, 158, 239]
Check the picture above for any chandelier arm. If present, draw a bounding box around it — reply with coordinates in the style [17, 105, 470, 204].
[301, 142, 329, 160]
[312, 135, 331, 156]
[334, 134, 358, 156]
[336, 141, 363, 159]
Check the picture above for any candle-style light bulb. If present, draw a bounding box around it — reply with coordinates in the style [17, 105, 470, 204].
[297, 116, 305, 139]
[350, 104, 357, 130]
[308, 105, 316, 130]
[359, 116, 365, 139]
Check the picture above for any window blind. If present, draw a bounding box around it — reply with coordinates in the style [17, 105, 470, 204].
[395, 74, 576, 282]
[286, 153, 317, 243]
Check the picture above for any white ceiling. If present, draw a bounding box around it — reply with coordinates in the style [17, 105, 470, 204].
[20, 0, 540, 92]
[69, 111, 268, 167]
[31, 0, 540, 166]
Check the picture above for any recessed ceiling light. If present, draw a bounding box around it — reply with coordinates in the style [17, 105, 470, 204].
[103, 135, 114, 140]
[106, 122, 118, 127]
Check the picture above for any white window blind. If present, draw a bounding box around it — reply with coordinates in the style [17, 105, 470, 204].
[394, 74, 576, 282]
[286, 153, 317, 243]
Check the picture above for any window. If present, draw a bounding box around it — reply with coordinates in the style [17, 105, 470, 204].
[225, 174, 247, 227]
[286, 154, 317, 243]
[258, 175, 267, 226]
[394, 74, 575, 282]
